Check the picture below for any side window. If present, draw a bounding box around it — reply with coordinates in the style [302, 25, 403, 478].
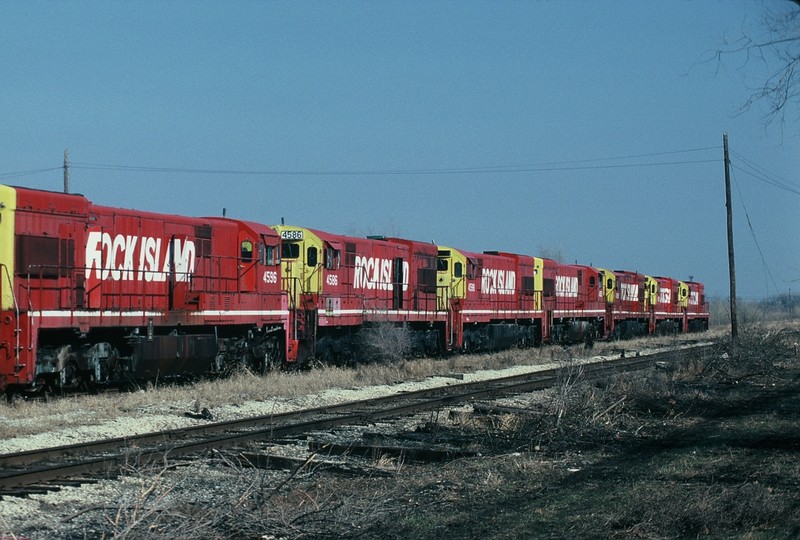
[307, 246, 318, 267]
[241, 240, 253, 262]
[522, 276, 535, 296]
[589, 276, 596, 287]
[15, 235, 67, 278]
[607, 279, 613, 289]
[263, 246, 280, 266]
[467, 261, 476, 279]
[543, 278, 555, 297]
[262, 244, 278, 266]
[324, 246, 340, 270]
[454, 262, 463, 278]
[345, 243, 356, 266]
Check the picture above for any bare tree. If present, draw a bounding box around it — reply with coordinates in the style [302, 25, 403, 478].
[537, 244, 567, 263]
[715, 2, 800, 132]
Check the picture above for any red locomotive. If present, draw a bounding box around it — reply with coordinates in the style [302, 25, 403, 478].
[543, 261, 609, 343]
[0, 184, 709, 395]
[270, 225, 443, 362]
[0, 185, 294, 394]
[436, 247, 540, 352]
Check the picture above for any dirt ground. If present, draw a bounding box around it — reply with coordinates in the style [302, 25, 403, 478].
[365, 369, 800, 539]
[259, 328, 800, 539]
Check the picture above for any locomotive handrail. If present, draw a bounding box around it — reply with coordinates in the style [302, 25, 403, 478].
[0, 263, 18, 313]
[306, 261, 321, 293]
[0, 263, 20, 364]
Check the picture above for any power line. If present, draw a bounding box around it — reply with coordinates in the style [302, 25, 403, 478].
[730, 149, 800, 196]
[0, 146, 723, 180]
[732, 150, 800, 189]
[69, 159, 719, 177]
[412, 145, 722, 171]
[69, 147, 720, 177]
[731, 167, 781, 296]
[731, 163, 800, 195]
[0, 167, 63, 181]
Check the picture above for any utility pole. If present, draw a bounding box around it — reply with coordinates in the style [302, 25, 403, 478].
[63, 149, 69, 193]
[723, 133, 738, 356]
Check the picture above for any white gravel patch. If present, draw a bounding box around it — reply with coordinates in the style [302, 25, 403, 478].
[0, 352, 625, 455]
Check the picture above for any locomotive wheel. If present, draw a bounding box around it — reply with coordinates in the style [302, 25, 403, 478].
[425, 338, 441, 356]
[321, 347, 335, 364]
[263, 346, 283, 372]
[240, 352, 265, 375]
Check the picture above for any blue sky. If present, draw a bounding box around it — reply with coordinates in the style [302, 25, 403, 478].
[2, 1, 798, 299]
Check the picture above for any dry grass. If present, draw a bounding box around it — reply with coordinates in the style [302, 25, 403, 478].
[19, 451, 397, 539]
[356, 322, 413, 363]
[0, 342, 550, 439]
[0, 330, 751, 441]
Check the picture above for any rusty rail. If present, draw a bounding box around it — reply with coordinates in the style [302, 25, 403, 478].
[0, 343, 716, 496]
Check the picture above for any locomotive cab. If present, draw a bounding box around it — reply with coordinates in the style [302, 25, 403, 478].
[677, 281, 690, 309]
[596, 268, 616, 305]
[271, 225, 335, 308]
[436, 247, 467, 310]
[644, 276, 658, 310]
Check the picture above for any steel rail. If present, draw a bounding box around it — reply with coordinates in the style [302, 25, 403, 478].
[0, 343, 715, 494]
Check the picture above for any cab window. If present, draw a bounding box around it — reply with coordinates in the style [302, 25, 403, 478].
[241, 240, 253, 262]
[282, 242, 300, 259]
[307, 246, 318, 267]
[454, 262, 463, 278]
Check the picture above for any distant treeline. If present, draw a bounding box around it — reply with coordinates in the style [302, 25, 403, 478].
[710, 293, 800, 326]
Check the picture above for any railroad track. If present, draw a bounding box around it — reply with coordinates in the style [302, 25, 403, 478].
[0, 343, 716, 498]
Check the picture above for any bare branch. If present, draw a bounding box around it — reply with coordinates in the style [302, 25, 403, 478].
[714, 4, 800, 132]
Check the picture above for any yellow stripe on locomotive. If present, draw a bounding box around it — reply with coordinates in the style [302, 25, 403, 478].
[0, 185, 16, 311]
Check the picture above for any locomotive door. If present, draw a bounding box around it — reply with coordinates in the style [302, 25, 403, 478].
[239, 233, 257, 292]
[392, 257, 403, 310]
[586, 271, 599, 308]
[644, 276, 658, 334]
[437, 260, 451, 311]
[167, 235, 196, 309]
[532, 257, 544, 311]
[58, 223, 77, 310]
